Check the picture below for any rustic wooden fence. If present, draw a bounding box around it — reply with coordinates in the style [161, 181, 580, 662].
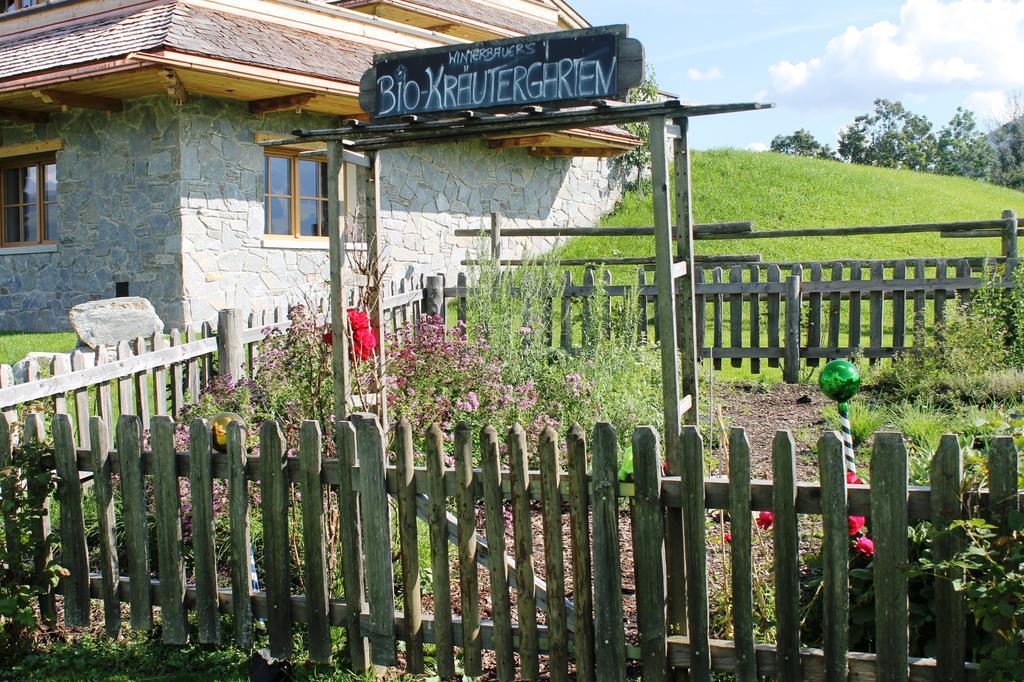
[0, 274, 428, 432]
[435, 256, 1018, 382]
[4, 410, 1011, 679]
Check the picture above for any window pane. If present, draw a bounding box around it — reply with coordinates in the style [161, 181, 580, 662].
[4, 168, 19, 204]
[44, 163, 56, 202]
[5, 206, 19, 242]
[299, 199, 319, 237]
[319, 161, 329, 198]
[267, 156, 290, 196]
[321, 201, 329, 237]
[22, 165, 37, 205]
[268, 197, 291, 235]
[22, 204, 37, 242]
[44, 204, 59, 241]
[298, 160, 318, 198]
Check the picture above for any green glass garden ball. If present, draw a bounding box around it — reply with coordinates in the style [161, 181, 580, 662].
[818, 360, 861, 402]
[210, 412, 247, 454]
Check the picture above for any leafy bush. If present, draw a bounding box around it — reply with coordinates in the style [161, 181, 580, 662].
[0, 434, 62, 651]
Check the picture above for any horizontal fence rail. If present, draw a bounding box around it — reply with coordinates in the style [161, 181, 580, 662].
[1, 412, 996, 680]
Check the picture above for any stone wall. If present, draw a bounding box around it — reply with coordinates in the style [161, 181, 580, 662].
[0, 93, 627, 332]
[0, 96, 184, 331]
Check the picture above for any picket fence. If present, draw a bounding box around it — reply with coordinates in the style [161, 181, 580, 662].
[437, 256, 1018, 382]
[3, 406, 1014, 680]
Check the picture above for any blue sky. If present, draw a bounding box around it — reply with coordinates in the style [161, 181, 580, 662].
[580, 0, 1024, 150]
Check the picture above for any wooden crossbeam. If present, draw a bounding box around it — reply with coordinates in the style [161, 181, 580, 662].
[0, 107, 48, 124]
[250, 93, 316, 115]
[487, 134, 550, 150]
[162, 69, 188, 105]
[528, 146, 625, 158]
[34, 89, 123, 113]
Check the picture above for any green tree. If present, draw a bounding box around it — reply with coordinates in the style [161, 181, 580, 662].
[989, 95, 1024, 190]
[838, 99, 937, 171]
[770, 128, 835, 159]
[935, 107, 993, 179]
[618, 66, 659, 188]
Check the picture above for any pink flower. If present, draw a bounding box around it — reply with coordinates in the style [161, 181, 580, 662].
[847, 471, 863, 485]
[724, 533, 732, 544]
[518, 326, 532, 334]
[854, 536, 874, 556]
[756, 511, 774, 531]
[848, 515, 865, 536]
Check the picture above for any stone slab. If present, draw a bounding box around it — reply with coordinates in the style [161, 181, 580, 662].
[69, 297, 163, 349]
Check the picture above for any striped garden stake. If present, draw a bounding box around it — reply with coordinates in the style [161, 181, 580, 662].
[838, 401, 856, 474]
[819, 360, 862, 475]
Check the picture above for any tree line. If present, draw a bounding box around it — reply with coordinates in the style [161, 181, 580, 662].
[770, 98, 1024, 189]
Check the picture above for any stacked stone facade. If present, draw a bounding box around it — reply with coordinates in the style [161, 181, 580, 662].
[0, 94, 625, 332]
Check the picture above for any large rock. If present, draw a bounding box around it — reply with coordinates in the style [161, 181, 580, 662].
[70, 297, 163, 349]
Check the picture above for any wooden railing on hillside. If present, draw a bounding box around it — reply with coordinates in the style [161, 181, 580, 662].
[4, 410, 1012, 679]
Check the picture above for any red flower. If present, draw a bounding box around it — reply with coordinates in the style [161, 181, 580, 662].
[724, 533, 732, 544]
[854, 536, 874, 556]
[322, 330, 333, 346]
[848, 515, 865, 536]
[347, 309, 378, 362]
[847, 471, 863, 485]
[756, 511, 774, 531]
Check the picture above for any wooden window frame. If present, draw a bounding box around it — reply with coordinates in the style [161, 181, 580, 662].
[0, 152, 57, 249]
[263, 148, 331, 241]
[2, 0, 39, 14]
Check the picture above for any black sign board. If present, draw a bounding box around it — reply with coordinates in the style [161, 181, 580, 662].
[359, 25, 643, 119]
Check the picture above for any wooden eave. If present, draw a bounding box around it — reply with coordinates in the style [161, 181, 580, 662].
[339, 0, 522, 41]
[486, 127, 639, 157]
[0, 52, 365, 118]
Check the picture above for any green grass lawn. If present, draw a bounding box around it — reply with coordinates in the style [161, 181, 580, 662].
[0, 331, 77, 366]
[561, 149, 1024, 264]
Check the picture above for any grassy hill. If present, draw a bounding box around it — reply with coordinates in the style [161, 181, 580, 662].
[560, 149, 1024, 264]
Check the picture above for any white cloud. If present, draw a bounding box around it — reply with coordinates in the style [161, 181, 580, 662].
[746, 142, 770, 152]
[687, 66, 723, 82]
[767, 0, 1024, 109]
[964, 89, 1010, 121]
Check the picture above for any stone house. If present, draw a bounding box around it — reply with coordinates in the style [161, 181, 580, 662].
[0, 0, 636, 331]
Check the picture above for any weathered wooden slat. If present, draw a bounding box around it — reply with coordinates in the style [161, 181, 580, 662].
[818, 432, 849, 680]
[767, 263, 782, 367]
[869, 262, 884, 361]
[151, 335, 169, 417]
[681, 426, 711, 679]
[871, 433, 909, 682]
[913, 261, 927, 341]
[639, 268, 652, 343]
[749, 264, 762, 373]
[425, 424, 455, 678]
[806, 263, 822, 367]
[827, 262, 843, 361]
[592, 422, 626, 681]
[772, 431, 801, 681]
[712, 267, 724, 370]
[299, 421, 332, 663]
[560, 270, 573, 350]
[0, 365, 15, 423]
[539, 427, 568, 681]
[632, 426, 667, 681]
[70, 351, 92, 447]
[186, 326, 201, 400]
[189, 418, 220, 644]
[955, 259, 972, 304]
[335, 419, 368, 670]
[728, 429, 756, 682]
[151, 416, 187, 644]
[480, 425, 515, 680]
[508, 423, 539, 680]
[260, 420, 292, 658]
[566, 424, 595, 680]
[931, 436, 966, 682]
[582, 267, 596, 348]
[394, 420, 422, 672]
[170, 330, 185, 413]
[783, 272, 802, 384]
[892, 262, 907, 349]
[849, 264, 862, 350]
[934, 259, 948, 329]
[227, 420, 253, 649]
[54, 414, 90, 627]
[89, 417, 119, 636]
[21, 414, 56, 625]
[51, 354, 69, 418]
[352, 413, 397, 667]
[987, 436, 1018, 535]
[133, 337, 152, 430]
[729, 265, 743, 368]
[454, 422, 482, 676]
[116, 414, 151, 630]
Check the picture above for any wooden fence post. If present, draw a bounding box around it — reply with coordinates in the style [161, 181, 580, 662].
[632, 426, 667, 681]
[871, 432, 909, 682]
[423, 275, 445, 318]
[818, 431, 849, 680]
[783, 274, 802, 383]
[116, 414, 152, 631]
[1003, 209, 1018, 259]
[217, 308, 245, 380]
[592, 422, 626, 682]
[931, 435, 966, 681]
[152, 416, 187, 645]
[53, 413, 90, 628]
[491, 212, 502, 263]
